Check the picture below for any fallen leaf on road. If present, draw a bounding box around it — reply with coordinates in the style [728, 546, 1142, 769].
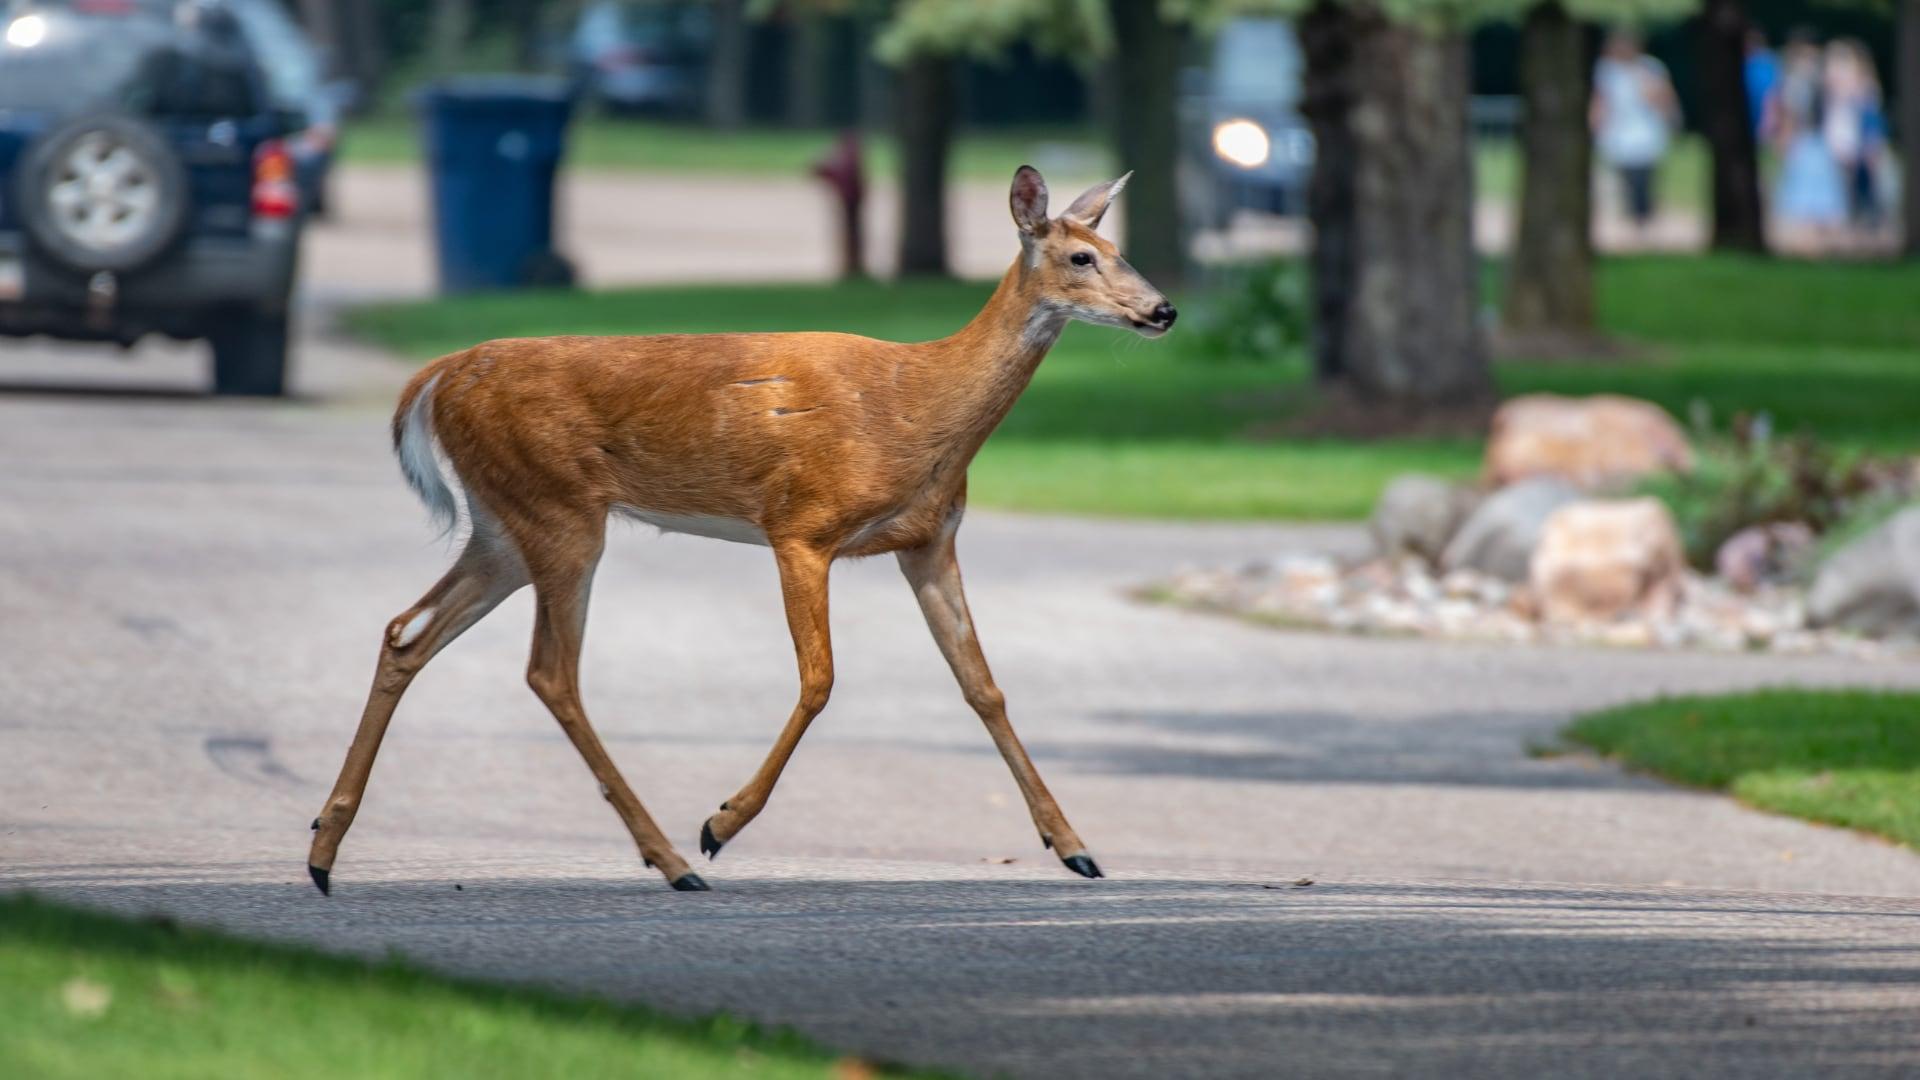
[833, 1058, 879, 1080]
[982, 856, 1017, 864]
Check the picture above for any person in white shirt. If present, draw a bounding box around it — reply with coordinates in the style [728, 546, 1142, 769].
[1591, 29, 1679, 230]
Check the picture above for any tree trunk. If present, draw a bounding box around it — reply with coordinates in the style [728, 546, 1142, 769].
[706, 0, 748, 131]
[786, 16, 830, 129]
[1698, 0, 1766, 252]
[428, 0, 472, 78]
[856, 12, 890, 133]
[1504, 1, 1595, 341]
[1902, 0, 1920, 257]
[1108, 0, 1186, 285]
[300, 0, 386, 92]
[1332, 11, 1490, 410]
[895, 54, 955, 277]
[507, 0, 543, 72]
[1299, 0, 1359, 383]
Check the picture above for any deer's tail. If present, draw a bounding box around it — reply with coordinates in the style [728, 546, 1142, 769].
[392, 367, 459, 539]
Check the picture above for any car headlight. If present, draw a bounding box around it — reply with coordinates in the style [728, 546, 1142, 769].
[1212, 119, 1270, 170]
[5, 13, 48, 49]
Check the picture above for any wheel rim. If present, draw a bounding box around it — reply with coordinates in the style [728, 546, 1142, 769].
[46, 132, 162, 254]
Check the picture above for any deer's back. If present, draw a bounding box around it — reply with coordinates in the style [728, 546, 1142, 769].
[410, 332, 960, 551]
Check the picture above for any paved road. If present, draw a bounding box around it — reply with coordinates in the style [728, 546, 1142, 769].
[3, 209, 1919, 1072]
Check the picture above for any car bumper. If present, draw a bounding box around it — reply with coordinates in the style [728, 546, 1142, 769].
[0, 227, 298, 341]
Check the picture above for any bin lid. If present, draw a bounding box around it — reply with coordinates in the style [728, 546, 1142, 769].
[418, 75, 575, 107]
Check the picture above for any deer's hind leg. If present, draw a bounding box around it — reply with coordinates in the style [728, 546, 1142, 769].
[308, 520, 527, 894]
[519, 514, 706, 891]
[897, 522, 1101, 879]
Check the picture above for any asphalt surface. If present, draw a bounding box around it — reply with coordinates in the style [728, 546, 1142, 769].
[4, 206, 1920, 1074]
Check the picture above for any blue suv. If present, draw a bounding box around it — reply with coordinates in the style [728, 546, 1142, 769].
[0, 0, 303, 394]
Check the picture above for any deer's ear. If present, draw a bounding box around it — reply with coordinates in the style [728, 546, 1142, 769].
[1010, 165, 1050, 235]
[1062, 172, 1131, 229]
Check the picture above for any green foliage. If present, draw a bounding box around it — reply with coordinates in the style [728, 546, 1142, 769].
[1193, 259, 1309, 363]
[1636, 430, 1891, 569]
[1569, 689, 1920, 849]
[874, 0, 1113, 64]
[0, 894, 900, 1080]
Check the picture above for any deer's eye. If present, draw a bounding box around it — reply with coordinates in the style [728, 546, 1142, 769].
[1070, 251, 1095, 268]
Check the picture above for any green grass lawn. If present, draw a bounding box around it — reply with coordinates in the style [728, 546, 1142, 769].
[1567, 690, 1920, 850]
[343, 255, 1920, 520]
[1475, 135, 1707, 213]
[0, 893, 894, 1079]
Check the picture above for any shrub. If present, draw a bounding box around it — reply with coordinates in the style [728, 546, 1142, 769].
[1639, 420, 1896, 570]
[1192, 259, 1308, 364]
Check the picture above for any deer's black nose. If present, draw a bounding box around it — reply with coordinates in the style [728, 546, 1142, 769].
[1151, 302, 1177, 328]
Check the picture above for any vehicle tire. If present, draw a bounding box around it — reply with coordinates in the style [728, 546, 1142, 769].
[210, 309, 291, 397]
[13, 114, 191, 275]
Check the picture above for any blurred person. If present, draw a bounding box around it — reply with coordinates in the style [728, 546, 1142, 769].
[1591, 29, 1679, 231]
[1822, 39, 1889, 229]
[1769, 32, 1848, 235]
[1744, 28, 1777, 138]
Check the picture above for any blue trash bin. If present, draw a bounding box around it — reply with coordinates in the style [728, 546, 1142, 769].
[419, 76, 576, 293]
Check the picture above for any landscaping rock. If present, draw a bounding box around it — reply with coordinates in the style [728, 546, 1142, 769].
[1156, 549, 1890, 657]
[1484, 393, 1694, 490]
[1530, 498, 1686, 624]
[1715, 522, 1816, 593]
[1440, 478, 1583, 582]
[1807, 507, 1920, 637]
[1369, 474, 1480, 566]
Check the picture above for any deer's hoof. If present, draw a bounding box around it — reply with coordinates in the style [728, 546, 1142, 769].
[1061, 854, 1103, 880]
[700, 820, 725, 860]
[670, 872, 712, 892]
[308, 864, 331, 896]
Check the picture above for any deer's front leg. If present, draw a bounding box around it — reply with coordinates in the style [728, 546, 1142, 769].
[700, 542, 834, 859]
[897, 532, 1101, 879]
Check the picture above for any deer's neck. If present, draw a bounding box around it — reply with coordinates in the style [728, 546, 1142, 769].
[906, 259, 1063, 463]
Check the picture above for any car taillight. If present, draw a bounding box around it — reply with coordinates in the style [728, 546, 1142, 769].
[252, 140, 299, 219]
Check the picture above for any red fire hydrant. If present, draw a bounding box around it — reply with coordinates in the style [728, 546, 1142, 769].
[811, 130, 867, 281]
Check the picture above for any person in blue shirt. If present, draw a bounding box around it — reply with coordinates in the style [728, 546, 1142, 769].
[1743, 28, 1778, 138]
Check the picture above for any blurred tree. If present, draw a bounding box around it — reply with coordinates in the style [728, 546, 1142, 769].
[1697, 0, 1765, 250]
[1903, 0, 1920, 257]
[1502, 0, 1694, 348]
[894, 52, 957, 274]
[1270, 0, 1489, 414]
[296, 0, 387, 93]
[1503, 0, 1594, 344]
[1297, 0, 1358, 380]
[429, 0, 475, 76]
[709, 0, 751, 129]
[1109, 0, 1187, 283]
[1340, 7, 1486, 409]
[786, 11, 834, 126]
[877, 0, 1110, 278]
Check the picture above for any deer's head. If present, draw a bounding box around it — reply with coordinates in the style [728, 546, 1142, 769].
[1009, 165, 1176, 338]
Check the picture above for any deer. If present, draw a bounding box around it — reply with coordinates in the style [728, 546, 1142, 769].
[306, 166, 1176, 895]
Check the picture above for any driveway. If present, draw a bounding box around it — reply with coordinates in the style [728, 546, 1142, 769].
[2, 180, 1917, 1077]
